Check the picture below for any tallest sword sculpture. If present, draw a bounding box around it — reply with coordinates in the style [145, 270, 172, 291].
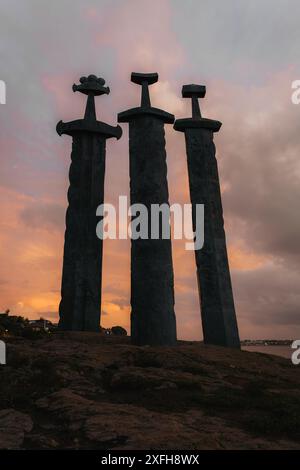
[174, 84, 240, 348]
[118, 72, 177, 346]
[57, 75, 122, 331]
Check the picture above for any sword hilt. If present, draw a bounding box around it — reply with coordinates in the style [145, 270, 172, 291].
[182, 84, 206, 119]
[72, 75, 110, 121]
[131, 72, 158, 108]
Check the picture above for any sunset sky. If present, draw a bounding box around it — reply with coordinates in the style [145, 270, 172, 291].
[0, 0, 300, 340]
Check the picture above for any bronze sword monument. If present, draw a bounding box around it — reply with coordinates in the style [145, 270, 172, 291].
[57, 75, 122, 331]
[118, 72, 177, 345]
[174, 84, 240, 348]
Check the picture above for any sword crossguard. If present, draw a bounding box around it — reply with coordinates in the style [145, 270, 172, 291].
[118, 72, 174, 123]
[57, 75, 122, 139]
[174, 83, 221, 132]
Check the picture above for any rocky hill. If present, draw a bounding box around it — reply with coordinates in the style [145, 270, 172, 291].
[0, 332, 299, 449]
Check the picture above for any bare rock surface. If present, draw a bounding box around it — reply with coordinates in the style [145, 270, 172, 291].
[0, 408, 33, 449]
[0, 332, 299, 449]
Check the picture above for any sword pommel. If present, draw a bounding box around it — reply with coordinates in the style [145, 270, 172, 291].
[182, 84, 206, 99]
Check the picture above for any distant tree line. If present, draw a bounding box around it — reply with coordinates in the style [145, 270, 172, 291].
[0, 310, 127, 338]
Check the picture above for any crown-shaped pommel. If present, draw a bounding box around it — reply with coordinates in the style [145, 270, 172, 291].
[72, 75, 110, 96]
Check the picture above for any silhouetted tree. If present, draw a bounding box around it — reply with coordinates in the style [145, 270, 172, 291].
[111, 326, 127, 336]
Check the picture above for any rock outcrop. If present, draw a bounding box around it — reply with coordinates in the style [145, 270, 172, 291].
[0, 332, 299, 449]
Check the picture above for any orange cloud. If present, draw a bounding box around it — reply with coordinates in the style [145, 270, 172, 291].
[228, 245, 269, 271]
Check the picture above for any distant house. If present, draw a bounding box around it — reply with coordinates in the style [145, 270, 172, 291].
[0, 311, 29, 335]
[28, 318, 53, 331]
[0, 309, 10, 316]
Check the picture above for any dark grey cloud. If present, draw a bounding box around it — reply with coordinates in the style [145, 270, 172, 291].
[214, 82, 300, 269]
[172, 0, 300, 83]
[232, 266, 300, 327]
